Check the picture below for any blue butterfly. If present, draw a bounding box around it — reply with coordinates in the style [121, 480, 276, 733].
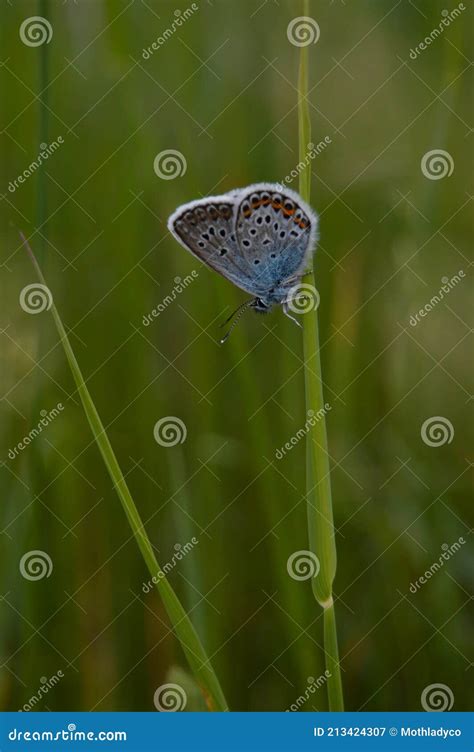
[167, 183, 318, 341]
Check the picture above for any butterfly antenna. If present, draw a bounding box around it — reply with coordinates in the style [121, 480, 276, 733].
[219, 300, 254, 344]
[219, 299, 252, 328]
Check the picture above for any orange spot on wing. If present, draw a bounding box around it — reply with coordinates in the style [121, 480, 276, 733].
[242, 198, 310, 231]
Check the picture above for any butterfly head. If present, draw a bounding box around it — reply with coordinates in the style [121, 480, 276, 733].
[250, 297, 273, 314]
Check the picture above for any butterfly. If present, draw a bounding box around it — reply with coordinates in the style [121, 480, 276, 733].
[167, 182, 318, 341]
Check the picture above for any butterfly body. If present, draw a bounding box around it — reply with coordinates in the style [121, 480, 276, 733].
[167, 182, 318, 326]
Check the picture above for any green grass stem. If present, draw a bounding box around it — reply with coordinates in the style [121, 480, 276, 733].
[298, 0, 344, 711]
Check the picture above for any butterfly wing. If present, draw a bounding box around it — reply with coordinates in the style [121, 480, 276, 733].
[234, 183, 318, 289]
[167, 196, 266, 296]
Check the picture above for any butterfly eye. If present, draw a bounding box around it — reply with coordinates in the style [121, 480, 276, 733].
[219, 229, 226, 237]
[219, 248, 227, 256]
[265, 215, 271, 223]
[290, 230, 299, 237]
[253, 259, 260, 265]
[202, 233, 210, 240]
[256, 217, 263, 225]
[249, 228, 257, 236]
[242, 240, 250, 247]
[270, 253, 277, 259]
[208, 227, 215, 235]
[198, 241, 205, 248]
[284, 201, 293, 212]
[279, 231, 286, 238]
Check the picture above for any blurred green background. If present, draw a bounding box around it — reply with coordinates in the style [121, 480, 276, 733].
[0, 0, 472, 712]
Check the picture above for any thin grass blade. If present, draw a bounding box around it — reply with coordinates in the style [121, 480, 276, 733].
[21, 234, 229, 712]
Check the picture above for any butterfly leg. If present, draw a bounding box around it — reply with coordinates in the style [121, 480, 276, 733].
[282, 301, 302, 329]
